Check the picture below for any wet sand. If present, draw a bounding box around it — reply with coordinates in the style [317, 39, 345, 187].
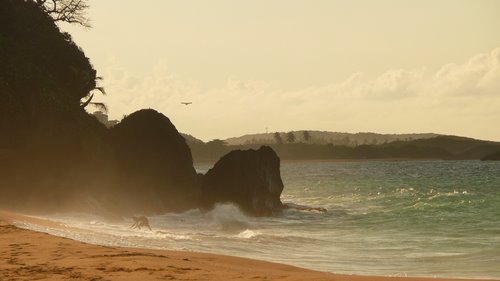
[0, 210, 496, 281]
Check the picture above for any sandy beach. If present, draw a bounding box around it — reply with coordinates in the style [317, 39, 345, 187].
[0, 210, 496, 281]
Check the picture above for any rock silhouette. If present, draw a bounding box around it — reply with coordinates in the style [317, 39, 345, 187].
[201, 146, 284, 216]
[108, 109, 201, 214]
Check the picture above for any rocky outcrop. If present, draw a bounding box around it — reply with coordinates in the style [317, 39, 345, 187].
[201, 146, 284, 216]
[108, 109, 201, 214]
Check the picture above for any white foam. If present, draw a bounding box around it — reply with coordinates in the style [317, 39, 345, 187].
[154, 230, 193, 240]
[236, 229, 261, 239]
[205, 203, 252, 231]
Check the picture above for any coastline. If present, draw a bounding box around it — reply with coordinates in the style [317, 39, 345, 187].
[194, 158, 446, 166]
[0, 210, 496, 281]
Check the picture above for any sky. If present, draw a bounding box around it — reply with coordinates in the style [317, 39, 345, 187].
[62, 0, 500, 142]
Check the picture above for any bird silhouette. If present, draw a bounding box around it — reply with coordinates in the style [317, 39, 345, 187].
[181, 102, 192, 106]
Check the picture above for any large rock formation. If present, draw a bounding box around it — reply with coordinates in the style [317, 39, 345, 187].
[107, 109, 201, 214]
[201, 146, 284, 216]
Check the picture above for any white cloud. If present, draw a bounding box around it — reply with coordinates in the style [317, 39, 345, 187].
[432, 48, 500, 96]
[95, 47, 500, 141]
[309, 68, 425, 100]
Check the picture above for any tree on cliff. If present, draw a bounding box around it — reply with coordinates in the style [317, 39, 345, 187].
[34, 0, 91, 27]
[30, 0, 107, 112]
[274, 132, 283, 145]
[0, 0, 98, 125]
[286, 132, 296, 143]
[303, 131, 311, 143]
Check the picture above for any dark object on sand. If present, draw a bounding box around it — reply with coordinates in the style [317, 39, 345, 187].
[201, 146, 284, 216]
[130, 216, 152, 230]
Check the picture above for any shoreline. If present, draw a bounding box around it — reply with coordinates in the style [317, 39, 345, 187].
[0, 210, 497, 281]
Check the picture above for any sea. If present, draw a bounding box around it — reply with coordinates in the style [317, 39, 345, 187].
[16, 160, 500, 279]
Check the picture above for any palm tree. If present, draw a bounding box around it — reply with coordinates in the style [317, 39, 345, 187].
[80, 76, 107, 113]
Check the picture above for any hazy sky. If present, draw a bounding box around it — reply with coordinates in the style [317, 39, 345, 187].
[63, 0, 500, 141]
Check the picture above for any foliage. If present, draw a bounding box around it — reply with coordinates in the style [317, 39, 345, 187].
[302, 131, 311, 143]
[286, 132, 296, 143]
[0, 0, 107, 210]
[0, 0, 97, 114]
[274, 132, 283, 145]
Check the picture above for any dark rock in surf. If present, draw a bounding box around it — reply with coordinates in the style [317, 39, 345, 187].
[201, 146, 284, 216]
[108, 109, 201, 214]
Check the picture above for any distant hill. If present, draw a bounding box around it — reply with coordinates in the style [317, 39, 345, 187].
[481, 151, 500, 161]
[378, 136, 500, 160]
[184, 132, 500, 162]
[405, 136, 500, 159]
[224, 131, 439, 146]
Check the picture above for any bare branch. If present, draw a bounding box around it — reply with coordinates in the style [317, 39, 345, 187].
[33, 0, 91, 28]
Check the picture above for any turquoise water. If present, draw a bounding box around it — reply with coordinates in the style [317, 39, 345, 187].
[278, 160, 500, 278]
[18, 160, 500, 279]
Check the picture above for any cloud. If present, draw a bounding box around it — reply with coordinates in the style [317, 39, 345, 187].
[307, 47, 500, 100]
[309, 68, 425, 100]
[95, 47, 500, 141]
[432, 48, 500, 96]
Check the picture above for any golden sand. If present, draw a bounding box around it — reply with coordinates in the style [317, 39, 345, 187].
[0, 210, 495, 281]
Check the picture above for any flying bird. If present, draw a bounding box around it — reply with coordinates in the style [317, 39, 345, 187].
[181, 102, 192, 106]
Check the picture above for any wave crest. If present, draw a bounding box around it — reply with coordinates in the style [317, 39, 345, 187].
[206, 203, 252, 231]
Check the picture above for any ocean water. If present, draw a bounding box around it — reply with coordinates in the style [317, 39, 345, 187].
[17, 160, 500, 279]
